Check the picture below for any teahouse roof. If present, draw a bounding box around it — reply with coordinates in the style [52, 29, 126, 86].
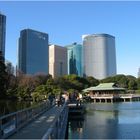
[82, 87, 93, 92]
[82, 83, 125, 92]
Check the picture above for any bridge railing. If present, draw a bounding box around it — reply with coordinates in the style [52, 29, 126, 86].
[90, 94, 135, 98]
[0, 100, 52, 139]
[90, 94, 114, 98]
[42, 101, 68, 140]
[119, 94, 133, 97]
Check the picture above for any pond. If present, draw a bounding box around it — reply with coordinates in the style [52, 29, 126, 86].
[68, 102, 140, 139]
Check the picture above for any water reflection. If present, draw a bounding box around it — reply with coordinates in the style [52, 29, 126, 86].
[69, 120, 84, 139]
[68, 102, 140, 139]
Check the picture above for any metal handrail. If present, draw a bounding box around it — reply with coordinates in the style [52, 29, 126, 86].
[42, 101, 68, 139]
[0, 100, 52, 139]
[90, 94, 135, 98]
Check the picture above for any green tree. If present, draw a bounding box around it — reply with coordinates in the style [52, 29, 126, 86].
[101, 74, 129, 88]
[137, 78, 140, 90]
[34, 74, 52, 85]
[86, 76, 99, 87]
[117, 76, 129, 88]
[54, 75, 99, 92]
[32, 85, 48, 101]
[17, 75, 38, 100]
[0, 52, 7, 98]
[59, 75, 86, 91]
[100, 76, 115, 83]
[6, 74, 18, 98]
[127, 75, 137, 90]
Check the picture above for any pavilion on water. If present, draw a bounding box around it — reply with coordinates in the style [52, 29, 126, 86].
[82, 83, 131, 102]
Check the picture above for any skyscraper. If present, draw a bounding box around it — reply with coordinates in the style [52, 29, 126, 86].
[18, 29, 49, 75]
[0, 13, 6, 60]
[66, 43, 83, 77]
[49, 45, 67, 78]
[138, 68, 140, 78]
[83, 33, 116, 79]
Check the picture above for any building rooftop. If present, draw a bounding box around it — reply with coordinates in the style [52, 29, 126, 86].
[83, 83, 125, 92]
[82, 33, 115, 39]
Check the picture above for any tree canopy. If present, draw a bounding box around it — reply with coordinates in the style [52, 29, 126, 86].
[0, 52, 8, 98]
[2, 70, 140, 101]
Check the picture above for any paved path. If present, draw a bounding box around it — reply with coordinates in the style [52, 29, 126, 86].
[8, 106, 62, 139]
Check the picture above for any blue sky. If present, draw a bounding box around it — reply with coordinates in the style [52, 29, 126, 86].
[0, 1, 140, 77]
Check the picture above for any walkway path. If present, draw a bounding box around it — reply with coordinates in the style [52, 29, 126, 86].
[8, 106, 62, 139]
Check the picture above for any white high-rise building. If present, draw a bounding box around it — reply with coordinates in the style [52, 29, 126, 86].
[49, 45, 67, 78]
[138, 68, 140, 78]
[82, 33, 117, 79]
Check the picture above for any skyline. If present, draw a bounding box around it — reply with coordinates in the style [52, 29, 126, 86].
[0, 1, 140, 77]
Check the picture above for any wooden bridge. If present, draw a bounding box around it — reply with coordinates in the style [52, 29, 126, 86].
[0, 101, 69, 139]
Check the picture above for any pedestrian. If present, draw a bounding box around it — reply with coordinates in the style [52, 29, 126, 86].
[56, 95, 61, 107]
[79, 93, 82, 106]
[48, 94, 53, 106]
[62, 93, 69, 102]
[76, 95, 80, 106]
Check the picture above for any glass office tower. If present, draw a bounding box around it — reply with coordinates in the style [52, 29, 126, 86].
[82, 33, 117, 79]
[0, 13, 6, 60]
[66, 43, 83, 77]
[18, 29, 49, 75]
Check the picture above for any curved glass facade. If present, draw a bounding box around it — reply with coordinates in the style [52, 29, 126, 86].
[66, 43, 83, 77]
[82, 33, 116, 79]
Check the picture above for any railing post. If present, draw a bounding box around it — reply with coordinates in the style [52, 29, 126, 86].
[0, 119, 2, 139]
[15, 113, 18, 131]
